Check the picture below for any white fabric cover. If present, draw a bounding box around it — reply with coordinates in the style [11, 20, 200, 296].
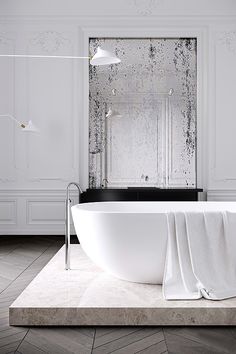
[163, 212, 236, 300]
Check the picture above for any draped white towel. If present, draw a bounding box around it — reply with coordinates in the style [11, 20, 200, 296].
[163, 211, 236, 300]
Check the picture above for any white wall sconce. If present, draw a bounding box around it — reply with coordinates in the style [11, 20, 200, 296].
[0, 114, 39, 133]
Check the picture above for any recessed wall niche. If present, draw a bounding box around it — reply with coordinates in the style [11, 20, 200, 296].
[89, 38, 197, 189]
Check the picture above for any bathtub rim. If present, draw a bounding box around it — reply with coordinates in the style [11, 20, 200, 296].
[71, 201, 236, 214]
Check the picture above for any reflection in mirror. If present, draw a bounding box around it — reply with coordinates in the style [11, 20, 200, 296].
[89, 38, 197, 189]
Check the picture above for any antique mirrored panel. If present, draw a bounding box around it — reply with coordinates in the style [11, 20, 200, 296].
[89, 38, 197, 188]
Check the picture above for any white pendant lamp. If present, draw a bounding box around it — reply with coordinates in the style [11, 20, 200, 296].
[90, 47, 121, 66]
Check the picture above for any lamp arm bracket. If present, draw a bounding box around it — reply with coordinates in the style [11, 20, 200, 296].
[0, 114, 22, 127]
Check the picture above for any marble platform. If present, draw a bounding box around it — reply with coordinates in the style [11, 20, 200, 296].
[9, 245, 236, 326]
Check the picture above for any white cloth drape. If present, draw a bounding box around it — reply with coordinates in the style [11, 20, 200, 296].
[163, 212, 236, 300]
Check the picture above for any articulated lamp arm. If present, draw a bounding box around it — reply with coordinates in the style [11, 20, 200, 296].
[0, 114, 39, 132]
[0, 54, 90, 60]
[0, 114, 25, 128]
[0, 47, 121, 66]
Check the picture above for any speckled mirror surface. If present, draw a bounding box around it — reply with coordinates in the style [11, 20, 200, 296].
[89, 38, 197, 189]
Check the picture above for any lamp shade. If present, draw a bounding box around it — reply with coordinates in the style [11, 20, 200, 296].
[21, 120, 39, 133]
[90, 47, 121, 66]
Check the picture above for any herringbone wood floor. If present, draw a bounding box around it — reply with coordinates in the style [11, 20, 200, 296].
[0, 236, 236, 354]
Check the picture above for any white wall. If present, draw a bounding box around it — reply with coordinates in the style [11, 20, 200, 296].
[0, 0, 236, 234]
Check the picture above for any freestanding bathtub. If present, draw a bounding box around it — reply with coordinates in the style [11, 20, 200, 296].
[71, 201, 236, 284]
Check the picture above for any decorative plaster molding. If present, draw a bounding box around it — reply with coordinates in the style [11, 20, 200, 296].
[26, 199, 67, 225]
[0, 199, 17, 224]
[207, 190, 236, 201]
[218, 31, 236, 53]
[0, 35, 17, 182]
[133, 0, 163, 16]
[0, 32, 12, 45]
[0, 189, 79, 195]
[30, 31, 70, 53]
[0, 178, 16, 182]
[26, 29, 75, 183]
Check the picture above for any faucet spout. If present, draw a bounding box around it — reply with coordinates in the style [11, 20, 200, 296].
[65, 182, 83, 270]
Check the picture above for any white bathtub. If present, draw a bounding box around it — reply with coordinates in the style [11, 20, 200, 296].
[71, 201, 236, 284]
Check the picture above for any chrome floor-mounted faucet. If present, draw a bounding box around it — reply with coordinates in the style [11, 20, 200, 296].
[65, 182, 83, 270]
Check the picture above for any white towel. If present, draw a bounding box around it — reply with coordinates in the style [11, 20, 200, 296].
[163, 211, 236, 300]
